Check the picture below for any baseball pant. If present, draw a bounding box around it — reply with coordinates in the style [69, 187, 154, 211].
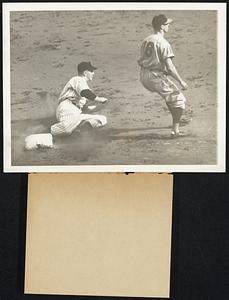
[140, 69, 186, 109]
[51, 100, 107, 136]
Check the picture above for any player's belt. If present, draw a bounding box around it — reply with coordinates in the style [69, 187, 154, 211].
[149, 68, 162, 72]
[70, 101, 81, 110]
[73, 103, 81, 110]
[58, 97, 80, 109]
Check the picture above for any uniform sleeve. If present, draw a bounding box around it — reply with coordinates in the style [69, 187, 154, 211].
[80, 89, 97, 101]
[159, 40, 175, 61]
[58, 81, 72, 100]
[76, 78, 90, 94]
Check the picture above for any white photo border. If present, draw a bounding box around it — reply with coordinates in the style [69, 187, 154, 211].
[3, 2, 226, 173]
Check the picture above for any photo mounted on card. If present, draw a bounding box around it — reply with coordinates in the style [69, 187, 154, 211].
[3, 2, 226, 172]
[25, 173, 173, 297]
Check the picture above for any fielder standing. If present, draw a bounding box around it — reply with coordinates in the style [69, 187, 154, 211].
[138, 14, 188, 137]
[51, 61, 108, 136]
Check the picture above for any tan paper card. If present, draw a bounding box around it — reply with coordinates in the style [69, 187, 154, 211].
[25, 173, 173, 297]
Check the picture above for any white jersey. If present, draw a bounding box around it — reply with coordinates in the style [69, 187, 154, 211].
[58, 76, 90, 104]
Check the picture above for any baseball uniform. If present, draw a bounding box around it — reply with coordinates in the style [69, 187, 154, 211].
[51, 76, 107, 136]
[138, 33, 186, 109]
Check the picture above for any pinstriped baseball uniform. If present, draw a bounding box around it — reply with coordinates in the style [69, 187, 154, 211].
[51, 76, 107, 136]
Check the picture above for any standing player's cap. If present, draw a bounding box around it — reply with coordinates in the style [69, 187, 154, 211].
[152, 14, 173, 29]
[77, 61, 97, 73]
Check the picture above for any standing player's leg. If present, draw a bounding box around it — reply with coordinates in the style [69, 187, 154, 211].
[140, 69, 186, 136]
[166, 103, 184, 136]
[160, 76, 186, 136]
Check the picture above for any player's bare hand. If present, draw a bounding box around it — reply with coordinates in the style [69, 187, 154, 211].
[180, 81, 188, 90]
[96, 96, 108, 103]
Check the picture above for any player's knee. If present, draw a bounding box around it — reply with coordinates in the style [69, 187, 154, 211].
[50, 125, 60, 136]
[177, 93, 186, 109]
[50, 125, 55, 136]
[63, 127, 73, 136]
[51, 124, 71, 136]
[167, 92, 186, 110]
[61, 122, 74, 135]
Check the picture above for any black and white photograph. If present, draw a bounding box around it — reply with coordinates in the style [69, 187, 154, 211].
[3, 2, 226, 172]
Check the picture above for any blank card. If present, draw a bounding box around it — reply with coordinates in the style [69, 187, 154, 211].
[25, 173, 173, 297]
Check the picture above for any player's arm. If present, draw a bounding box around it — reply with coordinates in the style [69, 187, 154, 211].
[58, 81, 71, 101]
[80, 89, 107, 103]
[165, 58, 188, 90]
[137, 41, 147, 67]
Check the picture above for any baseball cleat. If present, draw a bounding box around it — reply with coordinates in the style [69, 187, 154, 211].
[170, 131, 187, 138]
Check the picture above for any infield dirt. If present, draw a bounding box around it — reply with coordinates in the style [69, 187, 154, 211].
[10, 10, 217, 166]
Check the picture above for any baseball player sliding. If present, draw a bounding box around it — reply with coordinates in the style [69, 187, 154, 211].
[138, 14, 188, 138]
[51, 61, 108, 136]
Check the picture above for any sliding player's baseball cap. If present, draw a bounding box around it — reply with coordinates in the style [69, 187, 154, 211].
[77, 61, 97, 73]
[152, 14, 173, 29]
